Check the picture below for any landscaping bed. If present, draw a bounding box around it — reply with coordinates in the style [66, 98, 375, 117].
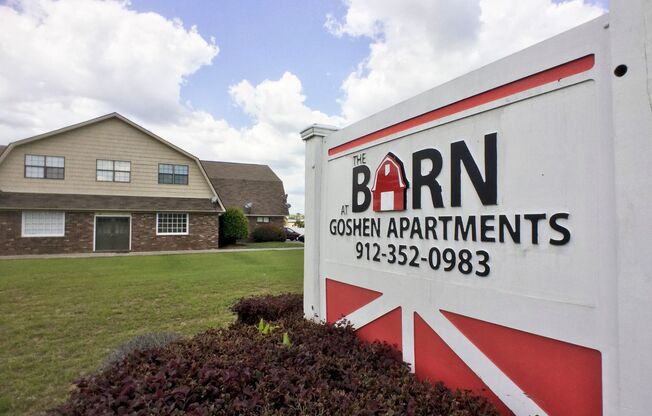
[220, 241, 304, 250]
[51, 294, 498, 415]
[0, 251, 303, 415]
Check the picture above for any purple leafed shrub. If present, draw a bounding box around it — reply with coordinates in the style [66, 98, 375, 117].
[231, 293, 303, 325]
[251, 224, 286, 242]
[50, 295, 499, 416]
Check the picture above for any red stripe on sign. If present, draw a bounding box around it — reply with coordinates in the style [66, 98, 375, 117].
[328, 54, 595, 156]
[413, 313, 513, 415]
[325, 278, 382, 323]
[356, 307, 403, 353]
[441, 310, 602, 416]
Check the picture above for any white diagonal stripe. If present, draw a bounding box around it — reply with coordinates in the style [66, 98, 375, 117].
[418, 308, 547, 416]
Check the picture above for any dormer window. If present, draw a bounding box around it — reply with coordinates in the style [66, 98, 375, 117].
[158, 164, 188, 185]
[25, 154, 64, 179]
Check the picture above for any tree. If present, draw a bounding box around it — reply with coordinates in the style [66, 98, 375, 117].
[220, 207, 249, 245]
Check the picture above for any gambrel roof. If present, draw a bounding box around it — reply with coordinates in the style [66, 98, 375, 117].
[0, 191, 217, 212]
[0, 113, 225, 212]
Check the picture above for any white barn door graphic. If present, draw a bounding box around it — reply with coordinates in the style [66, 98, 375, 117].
[380, 164, 394, 211]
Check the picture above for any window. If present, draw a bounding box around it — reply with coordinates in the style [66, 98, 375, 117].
[257, 216, 270, 223]
[157, 213, 188, 235]
[97, 160, 131, 182]
[25, 155, 64, 179]
[158, 164, 188, 185]
[22, 211, 65, 237]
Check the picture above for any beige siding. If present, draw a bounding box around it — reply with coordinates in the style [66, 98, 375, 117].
[0, 118, 214, 198]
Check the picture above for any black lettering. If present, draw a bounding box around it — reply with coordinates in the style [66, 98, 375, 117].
[480, 215, 495, 242]
[371, 218, 381, 238]
[549, 213, 571, 246]
[399, 217, 410, 238]
[412, 148, 444, 209]
[454, 215, 477, 241]
[329, 219, 337, 235]
[439, 216, 452, 240]
[353, 218, 362, 236]
[475, 250, 490, 277]
[345, 219, 352, 236]
[450, 133, 498, 207]
[425, 216, 438, 240]
[410, 217, 423, 239]
[499, 214, 520, 243]
[387, 218, 398, 238]
[352, 165, 371, 212]
[524, 213, 546, 245]
[337, 219, 345, 235]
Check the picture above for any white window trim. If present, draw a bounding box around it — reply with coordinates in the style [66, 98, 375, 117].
[156, 213, 189, 235]
[24, 154, 65, 180]
[157, 163, 189, 185]
[96, 159, 131, 183]
[93, 213, 132, 252]
[21, 211, 65, 237]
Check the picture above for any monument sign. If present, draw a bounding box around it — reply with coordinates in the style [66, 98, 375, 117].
[301, 1, 651, 415]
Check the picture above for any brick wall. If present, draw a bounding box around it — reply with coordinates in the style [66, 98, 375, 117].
[131, 213, 218, 252]
[0, 210, 94, 255]
[246, 215, 285, 235]
[0, 210, 219, 256]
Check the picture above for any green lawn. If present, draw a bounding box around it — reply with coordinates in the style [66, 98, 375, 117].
[0, 250, 303, 415]
[226, 241, 304, 249]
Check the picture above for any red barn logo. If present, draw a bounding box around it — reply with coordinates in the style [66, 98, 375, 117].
[371, 152, 409, 212]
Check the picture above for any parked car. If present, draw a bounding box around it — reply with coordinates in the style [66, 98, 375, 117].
[283, 227, 301, 241]
[297, 234, 304, 242]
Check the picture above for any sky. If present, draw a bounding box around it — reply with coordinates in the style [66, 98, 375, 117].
[0, 0, 608, 213]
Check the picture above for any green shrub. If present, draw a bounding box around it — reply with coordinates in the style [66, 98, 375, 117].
[220, 207, 249, 245]
[251, 224, 286, 242]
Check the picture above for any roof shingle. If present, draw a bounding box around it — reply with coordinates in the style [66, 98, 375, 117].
[0, 192, 218, 212]
[201, 161, 289, 216]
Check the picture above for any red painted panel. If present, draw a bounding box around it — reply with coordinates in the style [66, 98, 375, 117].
[375, 162, 400, 192]
[372, 192, 380, 211]
[371, 153, 408, 212]
[442, 310, 602, 416]
[393, 190, 405, 211]
[325, 278, 382, 323]
[328, 54, 595, 156]
[356, 307, 403, 352]
[414, 313, 513, 415]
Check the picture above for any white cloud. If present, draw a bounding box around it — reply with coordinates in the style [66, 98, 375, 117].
[0, 0, 342, 214]
[0, 0, 218, 135]
[0, 0, 608, 214]
[154, 73, 343, 213]
[328, 0, 606, 122]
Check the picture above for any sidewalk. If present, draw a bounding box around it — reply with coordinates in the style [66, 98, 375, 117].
[0, 246, 304, 260]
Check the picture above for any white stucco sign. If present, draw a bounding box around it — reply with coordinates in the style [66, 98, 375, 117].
[301, 1, 652, 415]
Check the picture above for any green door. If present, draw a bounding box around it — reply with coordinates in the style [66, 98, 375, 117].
[95, 217, 130, 251]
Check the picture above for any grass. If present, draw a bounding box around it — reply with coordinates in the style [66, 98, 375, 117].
[225, 241, 304, 249]
[0, 250, 303, 415]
